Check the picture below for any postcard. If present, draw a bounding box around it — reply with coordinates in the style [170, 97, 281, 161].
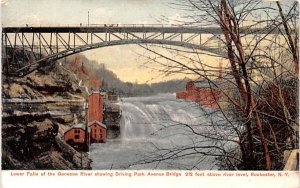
[1, 0, 299, 187]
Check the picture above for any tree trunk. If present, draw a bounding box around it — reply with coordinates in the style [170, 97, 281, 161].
[276, 1, 299, 73]
[219, 0, 272, 170]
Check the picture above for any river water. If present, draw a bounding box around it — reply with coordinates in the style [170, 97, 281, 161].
[90, 94, 232, 170]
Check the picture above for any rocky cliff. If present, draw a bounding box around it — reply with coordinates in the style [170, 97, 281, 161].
[104, 101, 122, 139]
[2, 63, 91, 170]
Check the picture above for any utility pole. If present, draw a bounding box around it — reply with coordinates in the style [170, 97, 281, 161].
[87, 11, 90, 43]
[81, 150, 83, 169]
[88, 11, 90, 27]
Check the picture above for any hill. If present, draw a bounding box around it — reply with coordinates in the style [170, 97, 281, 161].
[65, 54, 189, 96]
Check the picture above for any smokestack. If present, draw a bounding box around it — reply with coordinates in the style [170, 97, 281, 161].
[218, 61, 222, 79]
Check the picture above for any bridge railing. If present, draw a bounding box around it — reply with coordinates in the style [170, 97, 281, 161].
[3, 24, 281, 35]
[4, 23, 191, 28]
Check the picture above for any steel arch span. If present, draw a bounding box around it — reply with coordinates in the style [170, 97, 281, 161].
[2, 24, 263, 76]
[17, 39, 226, 74]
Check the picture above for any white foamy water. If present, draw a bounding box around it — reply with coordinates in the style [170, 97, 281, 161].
[90, 94, 234, 170]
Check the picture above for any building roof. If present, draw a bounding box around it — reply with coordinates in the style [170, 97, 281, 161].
[194, 79, 223, 89]
[89, 91, 105, 96]
[72, 123, 86, 129]
[64, 123, 86, 134]
[88, 120, 107, 129]
[89, 91, 100, 95]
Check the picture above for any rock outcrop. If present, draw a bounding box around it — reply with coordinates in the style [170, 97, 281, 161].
[2, 63, 91, 170]
[104, 102, 122, 139]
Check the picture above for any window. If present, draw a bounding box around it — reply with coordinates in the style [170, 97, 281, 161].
[74, 129, 80, 134]
[75, 135, 80, 139]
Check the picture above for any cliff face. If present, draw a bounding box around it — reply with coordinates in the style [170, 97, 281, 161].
[104, 101, 122, 139]
[2, 63, 91, 170]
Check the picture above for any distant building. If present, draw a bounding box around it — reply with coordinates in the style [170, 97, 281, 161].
[88, 120, 107, 143]
[64, 123, 86, 145]
[176, 81, 222, 109]
[176, 62, 223, 109]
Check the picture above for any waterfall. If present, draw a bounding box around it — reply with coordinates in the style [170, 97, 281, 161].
[120, 102, 160, 140]
[119, 94, 209, 142]
[89, 93, 231, 170]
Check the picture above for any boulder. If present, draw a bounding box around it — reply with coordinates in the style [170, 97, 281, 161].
[7, 83, 25, 98]
[33, 119, 58, 139]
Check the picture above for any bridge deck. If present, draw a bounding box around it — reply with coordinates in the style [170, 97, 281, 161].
[3, 26, 222, 34]
[2, 24, 264, 34]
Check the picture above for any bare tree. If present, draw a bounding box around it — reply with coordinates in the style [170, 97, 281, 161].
[132, 0, 298, 170]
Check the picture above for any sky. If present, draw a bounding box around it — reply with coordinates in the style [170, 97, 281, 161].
[1, 0, 294, 83]
[2, 0, 195, 83]
[1, 0, 181, 26]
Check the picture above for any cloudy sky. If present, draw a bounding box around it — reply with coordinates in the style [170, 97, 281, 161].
[1, 0, 183, 26]
[2, 0, 193, 83]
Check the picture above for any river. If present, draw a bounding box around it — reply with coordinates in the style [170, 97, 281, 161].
[90, 93, 233, 170]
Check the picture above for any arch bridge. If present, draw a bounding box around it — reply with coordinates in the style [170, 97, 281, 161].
[2, 24, 262, 76]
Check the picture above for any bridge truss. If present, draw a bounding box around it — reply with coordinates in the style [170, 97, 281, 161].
[2, 24, 265, 76]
